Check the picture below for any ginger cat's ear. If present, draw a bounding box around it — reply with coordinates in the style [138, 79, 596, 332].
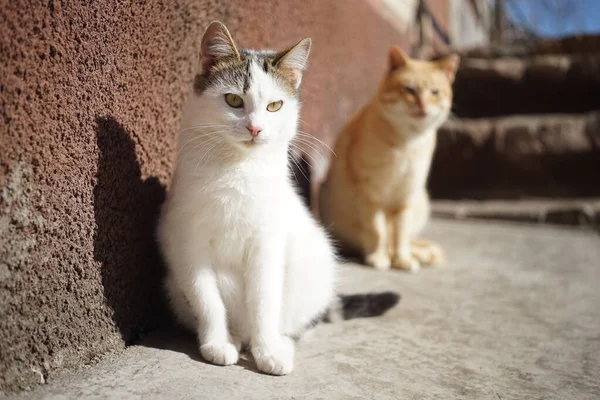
[436, 54, 460, 83]
[200, 21, 240, 70]
[275, 38, 312, 89]
[389, 45, 409, 70]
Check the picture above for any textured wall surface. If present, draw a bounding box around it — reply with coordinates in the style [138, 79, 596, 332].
[0, 0, 405, 393]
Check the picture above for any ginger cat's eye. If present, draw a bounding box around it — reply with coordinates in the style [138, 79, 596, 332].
[403, 86, 417, 96]
[267, 100, 283, 112]
[431, 89, 440, 95]
[225, 93, 244, 108]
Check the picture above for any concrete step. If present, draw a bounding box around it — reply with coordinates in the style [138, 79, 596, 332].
[430, 112, 600, 199]
[432, 199, 600, 227]
[461, 35, 600, 59]
[452, 54, 600, 118]
[9, 219, 600, 400]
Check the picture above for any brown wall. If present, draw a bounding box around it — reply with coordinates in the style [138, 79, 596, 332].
[0, 0, 405, 393]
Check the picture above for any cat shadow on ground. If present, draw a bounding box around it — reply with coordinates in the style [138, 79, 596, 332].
[139, 325, 263, 374]
[93, 116, 170, 344]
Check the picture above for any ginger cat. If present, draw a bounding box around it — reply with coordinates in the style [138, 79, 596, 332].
[319, 47, 459, 272]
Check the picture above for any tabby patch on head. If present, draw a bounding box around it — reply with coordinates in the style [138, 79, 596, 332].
[194, 22, 311, 98]
[185, 21, 311, 150]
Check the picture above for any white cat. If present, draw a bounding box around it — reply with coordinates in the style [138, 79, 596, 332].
[157, 21, 399, 376]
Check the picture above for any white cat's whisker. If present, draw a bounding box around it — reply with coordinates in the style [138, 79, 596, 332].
[179, 123, 229, 133]
[191, 136, 222, 169]
[288, 143, 318, 180]
[298, 118, 312, 128]
[180, 133, 226, 165]
[178, 129, 230, 142]
[178, 130, 230, 160]
[291, 137, 326, 161]
[293, 138, 328, 159]
[297, 149, 319, 169]
[287, 148, 309, 183]
[291, 138, 326, 163]
[181, 140, 210, 166]
[296, 131, 337, 157]
[177, 133, 215, 158]
[293, 132, 322, 147]
[198, 138, 222, 167]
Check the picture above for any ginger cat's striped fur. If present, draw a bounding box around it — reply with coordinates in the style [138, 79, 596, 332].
[319, 47, 459, 272]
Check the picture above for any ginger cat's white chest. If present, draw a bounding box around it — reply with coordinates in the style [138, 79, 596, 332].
[354, 132, 435, 209]
[387, 151, 419, 197]
[380, 149, 429, 207]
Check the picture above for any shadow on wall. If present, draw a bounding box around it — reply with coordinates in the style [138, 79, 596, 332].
[93, 117, 170, 343]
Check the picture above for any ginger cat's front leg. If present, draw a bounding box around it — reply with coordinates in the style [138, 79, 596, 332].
[411, 238, 446, 265]
[391, 207, 421, 272]
[362, 209, 391, 270]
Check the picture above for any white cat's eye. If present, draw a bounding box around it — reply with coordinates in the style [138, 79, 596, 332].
[266, 100, 283, 112]
[225, 93, 244, 108]
[431, 89, 440, 95]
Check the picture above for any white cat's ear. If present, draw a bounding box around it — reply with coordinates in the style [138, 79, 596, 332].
[200, 21, 240, 70]
[276, 38, 312, 89]
[389, 45, 409, 70]
[436, 54, 460, 83]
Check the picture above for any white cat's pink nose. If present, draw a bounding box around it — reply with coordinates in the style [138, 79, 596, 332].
[247, 125, 262, 138]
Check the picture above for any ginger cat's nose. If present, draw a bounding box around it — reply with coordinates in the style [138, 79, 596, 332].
[414, 98, 426, 118]
[247, 125, 262, 138]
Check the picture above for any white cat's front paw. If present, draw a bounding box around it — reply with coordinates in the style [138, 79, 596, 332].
[392, 255, 421, 272]
[252, 336, 295, 376]
[200, 342, 239, 366]
[365, 252, 391, 270]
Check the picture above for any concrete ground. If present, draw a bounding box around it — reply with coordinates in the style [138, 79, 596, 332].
[11, 219, 600, 399]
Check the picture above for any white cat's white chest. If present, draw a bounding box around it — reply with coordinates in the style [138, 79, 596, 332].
[166, 166, 288, 266]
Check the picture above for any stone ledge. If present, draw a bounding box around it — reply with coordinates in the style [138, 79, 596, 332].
[432, 199, 600, 227]
[461, 35, 600, 59]
[452, 54, 600, 118]
[430, 111, 600, 199]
